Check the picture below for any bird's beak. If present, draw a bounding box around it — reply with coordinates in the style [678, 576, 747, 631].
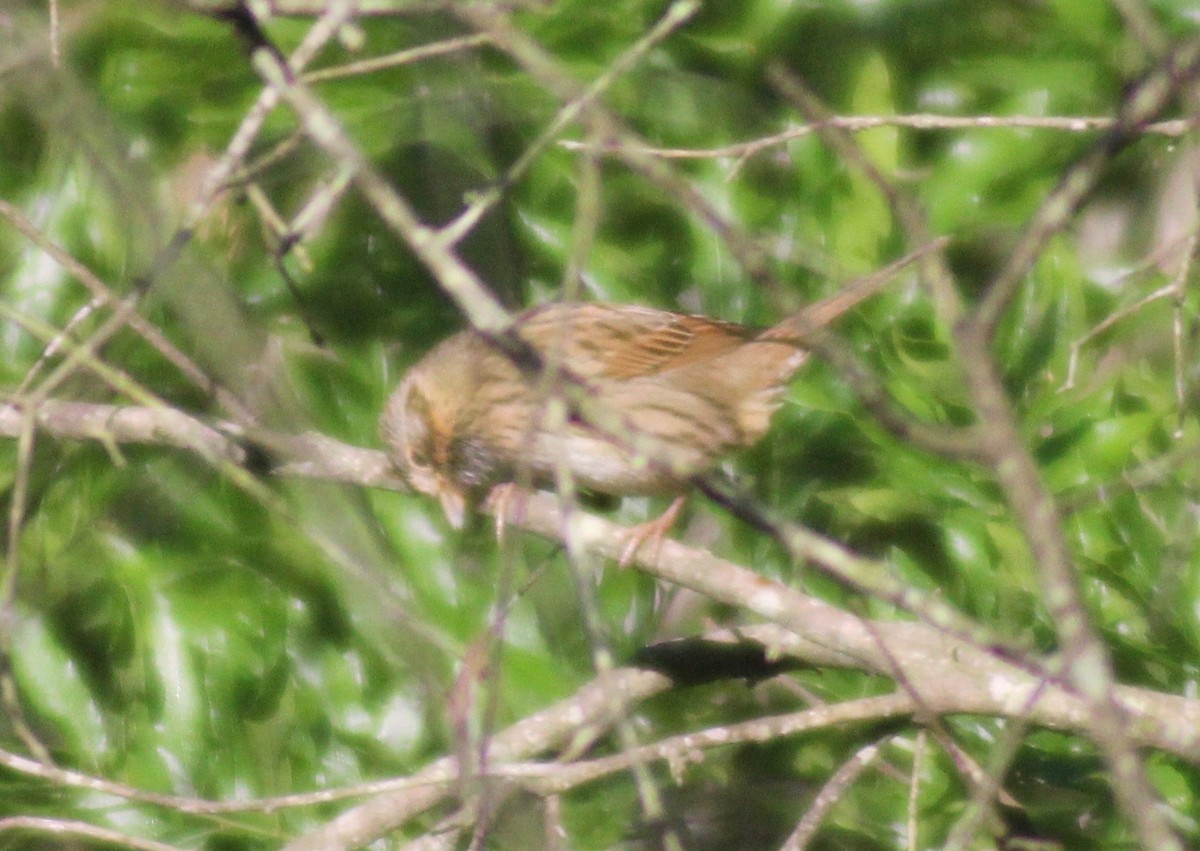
[438, 483, 467, 530]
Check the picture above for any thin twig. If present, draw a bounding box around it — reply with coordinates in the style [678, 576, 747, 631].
[949, 39, 1200, 851]
[766, 65, 965, 328]
[440, 0, 699, 248]
[0, 817, 183, 851]
[973, 38, 1200, 338]
[781, 735, 891, 851]
[1062, 281, 1179, 391]
[302, 33, 492, 83]
[559, 113, 1192, 161]
[0, 199, 254, 423]
[907, 730, 924, 851]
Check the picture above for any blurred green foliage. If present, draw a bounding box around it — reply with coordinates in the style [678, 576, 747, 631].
[1, 0, 1199, 848]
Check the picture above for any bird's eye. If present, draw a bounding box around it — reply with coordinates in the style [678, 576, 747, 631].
[407, 444, 431, 470]
[400, 398, 434, 471]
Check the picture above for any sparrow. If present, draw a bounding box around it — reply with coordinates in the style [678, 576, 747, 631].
[380, 252, 913, 548]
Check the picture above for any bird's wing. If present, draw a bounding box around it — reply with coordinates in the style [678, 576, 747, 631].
[517, 302, 753, 380]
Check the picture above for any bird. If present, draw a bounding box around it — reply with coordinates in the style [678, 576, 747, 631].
[381, 252, 917, 560]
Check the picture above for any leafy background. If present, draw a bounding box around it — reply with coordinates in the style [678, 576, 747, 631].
[1, 0, 1199, 848]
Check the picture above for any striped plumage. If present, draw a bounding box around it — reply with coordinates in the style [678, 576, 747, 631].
[380, 284, 882, 529]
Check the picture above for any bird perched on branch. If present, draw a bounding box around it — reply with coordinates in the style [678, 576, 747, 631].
[381, 250, 919, 561]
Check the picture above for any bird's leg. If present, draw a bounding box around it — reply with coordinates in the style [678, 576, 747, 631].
[484, 482, 531, 541]
[618, 495, 686, 568]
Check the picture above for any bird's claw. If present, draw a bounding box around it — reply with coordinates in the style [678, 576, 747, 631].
[617, 496, 685, 568]
[485, 482, 528, 542]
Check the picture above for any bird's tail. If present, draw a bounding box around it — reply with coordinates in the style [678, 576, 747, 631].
[760, 238, 945, 342]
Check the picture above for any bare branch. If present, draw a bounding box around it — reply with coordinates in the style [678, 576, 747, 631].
[559, 114, 1194, 161]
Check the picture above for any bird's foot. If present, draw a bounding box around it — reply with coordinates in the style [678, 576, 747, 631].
[618, 496, 685, 568]
[484, 482, 531, 542]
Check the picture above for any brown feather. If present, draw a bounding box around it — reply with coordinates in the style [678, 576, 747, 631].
[517, 302, 754, 379]
[381, 242, 937, 530]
